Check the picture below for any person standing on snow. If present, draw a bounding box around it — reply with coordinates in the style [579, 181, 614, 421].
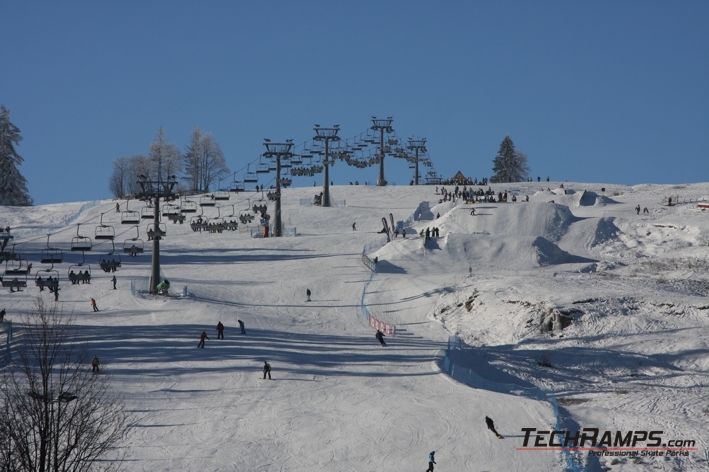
[91, 298, 99, 312]
[352, 222, 356, 231]
[635, 205, 641, 215]
[375, 330, 386, 347]
[198, 330, 210, 348]
[217, 321, 224, 340]
[485, 416, 502, 438]
[112, 275, 117, 290]
[238, 319, 246, 334]
[427, 451, 436, 471]
[263, 361, 271, 380]
[306, 289, 311, 302]
[91, 355, 100, 373]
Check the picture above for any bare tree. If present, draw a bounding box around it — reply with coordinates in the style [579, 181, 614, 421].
[184, 126, 230, 193]
[126, 155, 149, 196]
[0, 300, 129, 471]
[148, 127, 182, 182]
[108, 156, 130, 199]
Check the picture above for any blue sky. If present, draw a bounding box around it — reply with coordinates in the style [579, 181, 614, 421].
[2, 1, 708, 204]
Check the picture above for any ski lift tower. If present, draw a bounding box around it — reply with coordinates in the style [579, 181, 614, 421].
[407, 137, 427, 185]
[371, 116, 394, 186]
[135, 174, 178, 294]
[313, 124, 341, 207]
[262, 139, 294, 237]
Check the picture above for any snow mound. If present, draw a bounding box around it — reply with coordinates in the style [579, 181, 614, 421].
[441, 202, 577, 243]
[590, 217, 621, 247]
[532, 236, 595, 266]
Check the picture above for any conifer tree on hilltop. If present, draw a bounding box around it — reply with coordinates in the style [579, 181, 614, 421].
[491, 135, 529, 183]
[0, 105, 33, 206]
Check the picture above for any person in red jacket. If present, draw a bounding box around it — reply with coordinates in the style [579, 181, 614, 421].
[198, 330, 210, 348]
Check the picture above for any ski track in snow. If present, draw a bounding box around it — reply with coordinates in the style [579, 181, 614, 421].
[3, 182, 709, 470]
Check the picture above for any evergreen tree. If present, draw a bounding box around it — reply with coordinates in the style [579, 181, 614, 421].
[0, 105, 33, 206]
[491, 135, 529, 183]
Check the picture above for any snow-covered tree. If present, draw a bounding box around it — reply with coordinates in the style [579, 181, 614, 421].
[0, 105, 33, 206]
[148, 127, 182, 182]
[183, 126, 230, 193]
[491, 135, 529, 183]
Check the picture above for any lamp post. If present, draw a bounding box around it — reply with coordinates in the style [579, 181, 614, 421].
[262, 140, 294, 237]
[313, 125, 341, 207]
[407, 137, 427, 185]
[136, 175, 178, 294]
[370, 117, 394, 186]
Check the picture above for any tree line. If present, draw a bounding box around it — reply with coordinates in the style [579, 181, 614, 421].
[109, 126, 230, 199]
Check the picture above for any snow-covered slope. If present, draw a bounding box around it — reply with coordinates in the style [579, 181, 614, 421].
[2, 181, 709, 471]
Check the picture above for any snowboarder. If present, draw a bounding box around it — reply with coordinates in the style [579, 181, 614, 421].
[375, 330, 386, 347]
[238, 319, 246, 334]
[352, 222, 356, 231]
[485, 416, 502, 438]
[306, 289, 311, 302]
[112, 275, 117, 290]
[470, 208, 476, 216]
[91, 355, 100, 373]
[427, 451, 436, 471]
[263, 361, 271, 379]
[197, 330, 210, 348]
[91, 298, 99, 312]
[217, 321, 224, 339]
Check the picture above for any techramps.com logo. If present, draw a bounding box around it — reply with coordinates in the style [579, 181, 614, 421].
[516, 428, 697, 457]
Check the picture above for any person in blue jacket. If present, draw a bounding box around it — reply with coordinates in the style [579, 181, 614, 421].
[427, 451, 436, 471]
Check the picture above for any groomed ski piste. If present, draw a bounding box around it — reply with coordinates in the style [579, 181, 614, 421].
[2, 182, 709, 471]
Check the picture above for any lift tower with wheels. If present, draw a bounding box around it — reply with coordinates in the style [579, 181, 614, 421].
[136, 175, 178, 294]
[370, 117, 394, 186]
[313, 124, 341, 208]
[262, 139, 294, 237]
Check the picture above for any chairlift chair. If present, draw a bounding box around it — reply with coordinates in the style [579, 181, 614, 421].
[41, 235, 64, 264]
[291, 154, 303, 165]
[1, 262, 28, 290]
[123, 227, 144, 257]
[230, 181, 245, 193]
[141, 206, 155, 220]
[213, 190, 230, 201]
[256, 162, 270, 174]
[180, 199, 198, 213]
[199, 194, 216, 207]
[121, 210, 140, 224]
[95, 214, 115, 241]
[35, 267, 59, 292]
[244, 164, 258, 183]
[99, 248, 122, 273]
[68, 264, 91, 285]
[147, 223, 167, 241]
[4, 256, 30, 276]
[162, 203, 180, 217]
[71, 225, 92, 252]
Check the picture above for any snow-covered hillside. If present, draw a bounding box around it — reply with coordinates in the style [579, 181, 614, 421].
[2, 181, 708, 471]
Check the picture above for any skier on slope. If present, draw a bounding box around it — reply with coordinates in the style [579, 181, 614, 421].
[91, 355, 100, 373]
[217, 321, 224, 340]
[263, 361, 272, 380]
[485, 416, 502, 438]
[306, 289, 311, 302]
[375, 330, 386, 347]
[197, 330, 210, 348]
[426, 451, 436, 471]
